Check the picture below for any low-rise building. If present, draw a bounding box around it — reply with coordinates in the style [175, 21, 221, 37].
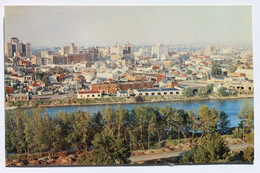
[38, 89, 54, 96]
[77, 91, 102, 99]
[134, 88, 182, 97]
[117, 91, 129, 97]
[6, 93, 30, 102]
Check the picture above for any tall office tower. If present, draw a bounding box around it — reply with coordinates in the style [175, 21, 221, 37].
[60, 46, 70, 55]
[123, 42, 133, 55]
[60, 43, 77, 55]
[205, 44, 218, 55]
[70, 43, 77, 54]
[5, 37, 32, 58]
[152, 43, 169, 58]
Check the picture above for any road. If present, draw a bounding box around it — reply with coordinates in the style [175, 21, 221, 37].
[129, 143, 253, 163]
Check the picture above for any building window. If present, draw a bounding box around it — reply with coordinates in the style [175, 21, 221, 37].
[152, 93, 155, 95]
[170, 92, 173, 95]
[158, 93, 161, 95]
[176, 92, 179, 95]
[87, 95, 89, 97]
[92, 95, 95, 97]
[164, 92, 167, 95]
[145, 93, 149, 96]
[139, 93, 142, 96]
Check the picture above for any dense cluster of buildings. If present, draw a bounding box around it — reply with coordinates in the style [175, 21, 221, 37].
[4, 37, 253, 102]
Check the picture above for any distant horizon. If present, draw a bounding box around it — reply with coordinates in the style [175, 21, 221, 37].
[5, 6, 252, 47]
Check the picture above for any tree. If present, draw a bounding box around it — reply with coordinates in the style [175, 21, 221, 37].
[159, 106, 176, 138]
[31, 108, 53, 157]
[229, 65, 237, 73]
[91, 110, 103, 135]
[131, 105, 159, 150]
[183, 87, 194, 97]
[101, 107, 116, 128]
[66, 111, 92, 152]
[187, 69, 192, 74]
[197, 87, 208, 97]
[115, 106, 129, 137]
[238, 100, 254, 140]
[5, 109, 27, 154]
[42, 75, 50, 86]
[198, 105, 218, 136]
[242, 146, 254, 162]
[218, 87, 229, 96]
[206, 84, 214, 93]
[218, 111, 230, 134]
[182, 132, 230, 163]
[80, 127, 131, 165]
[211, 63, 222, 77]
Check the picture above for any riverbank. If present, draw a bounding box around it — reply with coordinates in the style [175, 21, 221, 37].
[5, 94, 254, 110]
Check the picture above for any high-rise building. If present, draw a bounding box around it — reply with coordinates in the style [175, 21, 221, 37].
[70, 43, 77, 54]
[5, 37, 32, 57]
[152, 43, 169, 58]
[205, 44, 218, 55]
[60, 43, 77, 55]
[123, 42, 133, 55]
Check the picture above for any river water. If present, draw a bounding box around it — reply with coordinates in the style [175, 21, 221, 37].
[23, 98, 253, 128]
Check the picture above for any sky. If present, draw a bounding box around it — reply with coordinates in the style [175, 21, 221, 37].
[4, 6, 252, 47]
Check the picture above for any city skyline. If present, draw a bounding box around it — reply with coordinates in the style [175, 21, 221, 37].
[5, 6, 252, 47]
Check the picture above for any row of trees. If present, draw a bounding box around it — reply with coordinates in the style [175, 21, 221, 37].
[6, 100, 253, 164]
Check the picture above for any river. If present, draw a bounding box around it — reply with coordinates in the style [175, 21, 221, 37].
[18, 98, 253, 128]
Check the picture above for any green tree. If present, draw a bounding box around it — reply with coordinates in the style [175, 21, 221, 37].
[91, 110, 104, 135]
[218, 111, 230, 134]
[66, 111, 92, 152]
[5, 109, 27, 154]
[236, 60, 242, 64]
[182, 132, 230, 163]
[31, 108, 53, 157]
[183, 87, 194, 97]
[229, 65, 237, 73]
[187, 69, 192, 74]
[80, 127, 131, 165]
[238, 100, 254, 140]
[218, 87, 229, 96]
[206, 84, 214, 93]
[131, 105, 159, 150]
[211, 63, 222, 77]
[197, 87, 208, 97]
[115, 106, 129, 137]
[42, 75, 50, 86]
[242, 146, 254, 162]
[198, 105, 218, 136]
[101, 107, 116, 128]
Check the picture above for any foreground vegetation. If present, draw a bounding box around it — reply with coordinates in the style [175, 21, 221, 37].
[5, 100, 254, 165]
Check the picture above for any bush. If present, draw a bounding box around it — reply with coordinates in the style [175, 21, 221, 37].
[232, 128, 243, 139]
[242, 146, 254, 162]
[182, 132, 230, 163]
[218, 87, 229, 97]
[245, 132, 254, 144]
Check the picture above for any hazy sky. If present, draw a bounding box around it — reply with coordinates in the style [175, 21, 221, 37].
[4, 6, 252, 47]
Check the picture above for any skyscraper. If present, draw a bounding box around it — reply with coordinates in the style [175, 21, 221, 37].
[5, 37, 32, 58]
[152, 43, 169, 58]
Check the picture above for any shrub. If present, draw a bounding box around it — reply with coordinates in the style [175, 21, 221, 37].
[242, 146, 254, 162]
[245, 132, 254, 144]
[232, 128, 243, 139]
